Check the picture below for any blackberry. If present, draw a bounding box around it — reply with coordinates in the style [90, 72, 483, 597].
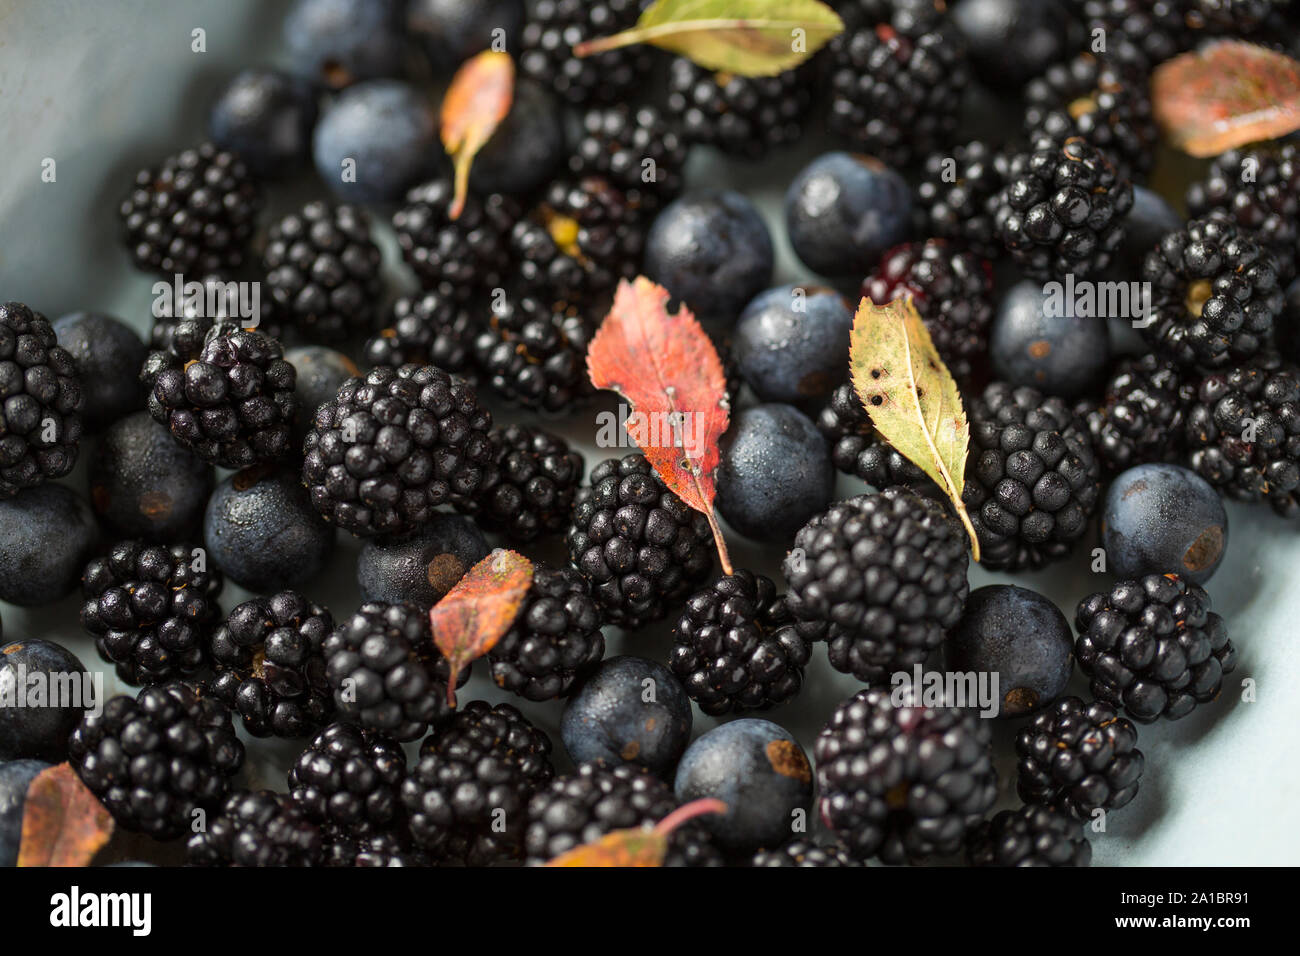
[302, 364, 494, 537]
[320, 826, 431, 867]
[262, 201, 383, 342]
[472, 295, 595, 413]
[488, 565, 605, 701]
[782, 487, 969, 684]
[1141, 216, 1284, 369]
[524, 761, 722, 867]
[817, 383, 933, 489]
[1073, 1, 1193, 69]
[962, 382, 1102, 571]
[1075, 574, 1237, 722]
[915, 140, 1009, 260]
[80, 541, 224, 686]
[966, 804, 1092, 866]
[147, 274, 283, 351]
[402, 700, 554, 864]
[1187, 0, 1279, 32]
[1184, 352, 1300, 514]
[519, 0, 654, 106]
[1082, 353, 1195, 474]
[995, 135, 1134, 281]
[463, 424, 584, 543]
[145, 324, 297, 469]
[207, 591, 334, 738]
[567, 105, 688, 213]
[750, 840, 858, 867]
[815, 686, 997, 863]
[669, 571, 814, 716]
[362, 292, 478, 378]
[322, 601, 466, 741]
[666, 58, 812, 159]
[289, 721, 407, 833]
[861, 240, 994, 387]
[567, 454, 716, 629]
[68, 681, 245, 840]
[186, 790, 322, 866]
[118, 142, 263, 276]
[0, 302, 83, 497]
[1016, 695, 1144, 815]
[392, 180, 518, 301]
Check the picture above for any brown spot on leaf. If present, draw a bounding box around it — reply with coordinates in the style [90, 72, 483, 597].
[766, 740, 811, 782]
[1184, 525, 1225, 572]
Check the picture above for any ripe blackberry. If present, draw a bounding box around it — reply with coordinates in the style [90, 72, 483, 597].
[666, 58, 812, 159]
[567, 105, 688, 213]
[817, 383, 933, 489]
[207, 591, 334, 738]
[1187, 0, 1278, 32]
[302, 364, 493, 537]
[750, 840, 858, 867]
[362, 292, 478, 378]
[1073, 1, 1193, 69]
[995, 135, 1134, 281]
[567, 454, 716, 629]
[962, 382, 1102, 571]
[68, 681, 245, 840]
[118, 142, 263, 276]
[187, 790, 322, 866]
[322, 601, 466, 741]
[147, 275, 284, 351]
[289, 721, 407, 833]
[669, 571, 814, 716]
[392, 179, 518, 301]
[320, 826, 431, 867]
[816, 686, 997, 863]
[1075, 574, 1237, 722]
[915, 140, 1009, 260]
[463, 424, 584, 543]
[262, 201, 383, 342]
[524, 761, 723, 867]
[0, 302, 83, 498]
[1016, 696, 1145, 816]
[519, 0, 654, 106]
[1141, 216, 1284, 369]
[472, 295, 595, 413]
[402, 700, 554, 865]
[488, 565, 604, 701]
[145, 324, 297, 469]
[1082, 354, 1195, 474]
[966, 804, 1092, 867]
[80, 541, 224, 686]
[1185, 352, 1300, 514]
[861, 240, 994, 388]
[782, 487, 969, 684]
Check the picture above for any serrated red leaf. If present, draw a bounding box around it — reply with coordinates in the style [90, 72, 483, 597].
[1153, 41, 1300, 157]
[430, 549, 533, 707]
[18, 763, 114, 867]
[440, 50, 515, 219]
[587, 277, 733, 573]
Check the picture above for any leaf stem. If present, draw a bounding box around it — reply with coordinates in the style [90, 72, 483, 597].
[653, 798, 727, 837]
[704, 507, 733, 576]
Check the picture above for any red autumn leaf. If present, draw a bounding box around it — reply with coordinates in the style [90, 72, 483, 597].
[1152, 41, 1300, 157]
[440, 50, 515, 219]
[543, 798, 727, 867]
[430, 548, 534, 706]
[587, 277, 734, 573]
[18, 763, 114, 867]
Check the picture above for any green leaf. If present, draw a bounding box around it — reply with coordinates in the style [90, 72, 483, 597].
[573, 0, 844, 77]
[849, 296, 981, 561]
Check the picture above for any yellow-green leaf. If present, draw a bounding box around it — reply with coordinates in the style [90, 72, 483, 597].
[574, 0, 844, 77]
[849, 296, 981, 561]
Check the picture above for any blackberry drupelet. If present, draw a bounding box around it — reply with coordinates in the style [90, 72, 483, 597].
[568, 105, 688, 213]
[207, 591, 334, 738]
[322, 601, 466, 741]
[1016, 695, 1144, 816]
[669, 571, 814, 716]
[750, 840, 858, 867]
[263, 200, 383, 342]
[463, 424, 584, 543]
[402, 700, 554, 865]
[302, 364, 494, 537]
[782, 487, 969, 684]
[392, 180, 518, 301]
[519, 0, 653, 106]
[967, 804, 1091, 866]
[962, 382, 1102, 571]
[320, 826, 431, 867]
[861, 240, 994, 387]
[488, 565, 604, 701]
[995, 135, 1134, 281]
[68, 681, 245, 840]
[0, 302, 83, 498]
[817, 383, 933, 489]
[1187, 0, 1278, 33]
[289, 721, 407, 833]
[147, 274, 284, 351]
[1075, 574, 1237, 721]
[1074, 1, 1192, 69]
[816, 686, 998, 863]
[80, 541, 224, 686]
[362, 292, 478, 378]
[472, 295, 595, 413]
[915, 140, 1009, 260]
[187, 789, 322, 866]
[666, 58, 812, 159]
[1082, 353, 1195, 474]
[118, 142, 263, 276]
[1141, 216, 1284, 369]
[567, 454, 716, 629]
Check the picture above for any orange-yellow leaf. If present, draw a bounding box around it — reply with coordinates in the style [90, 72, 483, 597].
[543, 798, 726, 867]
[17, 763, 114, 867]
[440, 51, 515, 219]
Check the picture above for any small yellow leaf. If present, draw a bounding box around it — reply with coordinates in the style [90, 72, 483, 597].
[440, 51, 515, 220]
